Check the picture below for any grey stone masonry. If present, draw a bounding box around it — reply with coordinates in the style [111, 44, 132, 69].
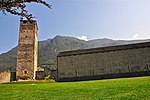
[57, 42, 150, 81]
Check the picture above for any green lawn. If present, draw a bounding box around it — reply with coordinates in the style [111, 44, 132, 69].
[0, 76, 150, 100]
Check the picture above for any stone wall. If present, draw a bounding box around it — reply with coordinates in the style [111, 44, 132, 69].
[57, 42, 150, 81]
[16, 20, 38, 80]
[0, 71, 10, 83]
[36, 71, 45, 80]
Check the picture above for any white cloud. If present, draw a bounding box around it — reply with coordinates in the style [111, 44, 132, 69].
[132, 34, 139, 39]
[117, 33, 141, 40]
[77, 35, 88, 41]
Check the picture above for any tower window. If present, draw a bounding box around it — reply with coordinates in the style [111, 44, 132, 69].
[24, 71, 27, 74]
[30, 20, 33, 23]
[23, 20, 27, 24]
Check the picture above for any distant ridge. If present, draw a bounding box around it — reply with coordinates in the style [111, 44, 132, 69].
[0, 35, 149, 71]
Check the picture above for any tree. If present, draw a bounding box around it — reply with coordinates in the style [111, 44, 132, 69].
[0, 0, 51, 20]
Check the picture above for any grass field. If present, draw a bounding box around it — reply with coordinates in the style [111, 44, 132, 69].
[0, 76, 150, 100]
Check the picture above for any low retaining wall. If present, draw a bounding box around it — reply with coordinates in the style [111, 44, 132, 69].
[0, 71, 11, 83]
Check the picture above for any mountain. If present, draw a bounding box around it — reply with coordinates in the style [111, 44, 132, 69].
[0, 35, 150, 72]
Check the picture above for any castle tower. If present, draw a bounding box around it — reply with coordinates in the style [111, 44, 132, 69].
[16, 20, 38, 80]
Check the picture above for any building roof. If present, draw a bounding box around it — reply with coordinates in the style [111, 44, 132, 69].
[58, 42, 150, 57]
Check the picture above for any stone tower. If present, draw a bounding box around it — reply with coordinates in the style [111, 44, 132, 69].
[16, 20, 38, 80]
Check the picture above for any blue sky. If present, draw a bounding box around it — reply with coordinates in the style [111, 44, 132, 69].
[0, 0, 150, 54]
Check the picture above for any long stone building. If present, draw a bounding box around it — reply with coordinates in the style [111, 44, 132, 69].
[57, 42, 150, 81]
[16, 20, 38, 80]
